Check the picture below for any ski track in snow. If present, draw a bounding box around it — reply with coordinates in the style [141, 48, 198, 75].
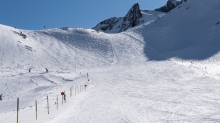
[5, 60, 220, 123]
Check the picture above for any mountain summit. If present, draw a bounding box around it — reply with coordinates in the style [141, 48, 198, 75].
[93, 3, 164, 33]
[93, 0, 188, 33]
[119, 3, 142, 32]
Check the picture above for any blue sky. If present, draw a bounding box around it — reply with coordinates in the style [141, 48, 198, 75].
[0, 0, 168, 30]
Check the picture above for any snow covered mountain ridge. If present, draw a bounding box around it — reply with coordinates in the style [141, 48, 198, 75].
[0, 0, 220, 72]
[93, 3, 165, 33]
[155, 0, 187, 12]
[0, 0, 220, 70]
[93, 0, 187, 33]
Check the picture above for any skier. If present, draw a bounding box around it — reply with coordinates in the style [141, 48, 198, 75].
[0, 94, 2, 101]
[45, 68, 48, 73]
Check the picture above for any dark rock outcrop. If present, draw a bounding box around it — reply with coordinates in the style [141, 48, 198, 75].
[98, 17, 120, 31]
[93, 3, 143, 33]
[155, 0, 187, 13]
[120, 3, 142, 32]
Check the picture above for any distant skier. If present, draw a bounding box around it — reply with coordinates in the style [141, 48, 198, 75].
[45, 68, 48, 73]
[29, 68, 32, 73]
[0, 94, 2, 101]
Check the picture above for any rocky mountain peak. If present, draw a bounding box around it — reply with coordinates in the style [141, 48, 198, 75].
[120, 3, 142, 32]
[155, 0, 184, 12]
[93, 3, 143, 33]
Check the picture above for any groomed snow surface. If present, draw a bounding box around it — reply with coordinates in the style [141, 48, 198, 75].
[1, 62, 220, 123]
[1, 0, 220, 122]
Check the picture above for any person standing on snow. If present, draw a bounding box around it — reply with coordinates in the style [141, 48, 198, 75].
[45, 68, 48, 73]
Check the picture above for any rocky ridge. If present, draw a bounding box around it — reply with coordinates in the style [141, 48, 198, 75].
[93, 0, 186, 33]
[155, 0, 187, 12]
[93, 3, 143, 33]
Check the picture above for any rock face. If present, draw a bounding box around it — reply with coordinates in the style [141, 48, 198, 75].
[97, 17, 120, 32]
[93, 3, 143, 33]
[155, 0, 187, 12]
[93, 2, 168, 33]
[120, 3, 142, 32]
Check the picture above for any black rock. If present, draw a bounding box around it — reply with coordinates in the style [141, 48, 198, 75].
[99, 17, 120, 31]
[155, 0, 184, 13]
[93, 3, 142, 33]
[120, 3, 142, 32]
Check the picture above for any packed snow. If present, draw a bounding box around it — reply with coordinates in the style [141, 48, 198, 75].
[1, 0, 220, 122]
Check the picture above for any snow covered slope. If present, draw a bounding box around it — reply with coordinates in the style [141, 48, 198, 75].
[142, 0, 220, 60]
[0, 24, 150, 69]
[1, 0, 220, 122]
[0, 23, 149, 116]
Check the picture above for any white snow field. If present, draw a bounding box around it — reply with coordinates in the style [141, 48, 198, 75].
[1, 0, 220, 122]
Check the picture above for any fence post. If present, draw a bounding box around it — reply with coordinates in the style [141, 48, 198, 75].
[35, 100, 37, 120]
[64, 94, 66, 103]
[70, 87, 72, 98]
[87, 73, 90, 84]
[47, 95, 49, 114]
[77, 85, 79, 93]
[62, 95, 63, 105]
[85, 85, 86, 92]
[75, 86, 76, 95]
[17, 98, 19, 123]
[71, 86, 73, 96]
